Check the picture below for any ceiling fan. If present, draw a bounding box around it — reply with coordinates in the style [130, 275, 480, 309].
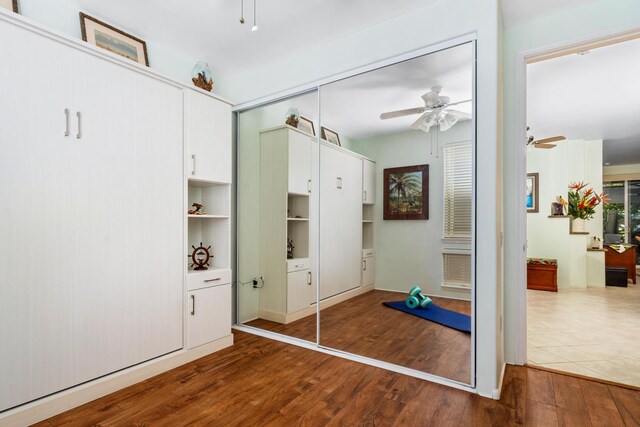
[526, 127, 566, 149]
[379, 86, 471, 132]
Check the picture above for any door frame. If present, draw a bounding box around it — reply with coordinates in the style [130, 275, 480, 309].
[234, 33, 478, 393]
[513, 28, 640, 365]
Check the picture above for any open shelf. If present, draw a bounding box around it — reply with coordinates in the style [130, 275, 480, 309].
[287, 217, 309, 221]
[363, 222, 374, 250]
[187, 182, 230, 217]
[287, 220, 309, 259]
[287, 194, 309, 219]
[363, 204, 374, 222]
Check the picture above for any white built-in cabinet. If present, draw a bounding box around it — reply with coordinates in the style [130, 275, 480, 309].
[258, 127, 314, 323]
[0, 16, 232, 413]
[257, 126, 376, 323]
[185, 88, 232, 349]
[319, 143, 364, 299]
[186, 90, 232, 183]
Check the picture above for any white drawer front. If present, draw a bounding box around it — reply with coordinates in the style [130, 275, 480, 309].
[188, 269, 231, 291]
[287, 258, 310, 272]
[362, 249, 375, 258]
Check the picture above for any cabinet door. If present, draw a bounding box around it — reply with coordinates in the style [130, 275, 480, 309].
[363, 159, 376, 204]
[0, 21, 74, 412]
[187, 90, 232, 183]
[287, 270, 311, 314]
[288, 131, 312, 195]
[187, 284, 231, 349]
[340, 153, 365, 293]
[362, 257, 375, 286]
[70, 52, 183, 384]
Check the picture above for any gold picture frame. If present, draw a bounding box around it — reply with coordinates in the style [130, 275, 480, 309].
[297, 116, 316, 136]
[79, 12, 149, 66]
[321, 126, 341, 147]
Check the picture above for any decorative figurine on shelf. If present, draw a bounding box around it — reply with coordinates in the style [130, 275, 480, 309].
[590, 236, 601, 249]
[287, 239, 295, 259]
[551, 195, 568, 215]
[191, 61, 214, 92]
[285, 107, 300, 128]
[188, 203, 206, 215]
[189, 242, 213, 270]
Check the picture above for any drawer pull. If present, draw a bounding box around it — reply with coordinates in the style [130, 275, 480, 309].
[204, 278, 221, 283]
[295, 264, 303, 268]
[191, 295, 195, 315]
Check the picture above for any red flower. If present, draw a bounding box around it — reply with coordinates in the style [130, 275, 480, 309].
[588, 197, 597, 207]
[584, 188, 593, 197]
[579, 201, 585, 210]
[569, 181, 586, 190]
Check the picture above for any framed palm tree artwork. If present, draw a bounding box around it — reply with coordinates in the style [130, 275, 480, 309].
[383, 164, 429, 220]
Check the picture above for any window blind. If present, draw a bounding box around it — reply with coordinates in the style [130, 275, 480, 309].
[443, 143, 472, 238]
[442, 252, 471, 287]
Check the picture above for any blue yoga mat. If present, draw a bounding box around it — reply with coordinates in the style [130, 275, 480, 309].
[383, 301, 471, 333]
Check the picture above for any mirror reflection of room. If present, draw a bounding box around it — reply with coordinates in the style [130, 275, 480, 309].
[317, 43, 474, 384]
[236, 91, 319, 343]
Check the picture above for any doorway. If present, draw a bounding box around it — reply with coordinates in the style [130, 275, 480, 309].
[523, 33, 640, 388]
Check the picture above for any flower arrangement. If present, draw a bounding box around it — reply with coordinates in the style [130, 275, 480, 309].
[567, 181, 606, 220]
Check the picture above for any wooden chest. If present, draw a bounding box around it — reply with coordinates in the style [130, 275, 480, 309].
[527, 258, 558, 292]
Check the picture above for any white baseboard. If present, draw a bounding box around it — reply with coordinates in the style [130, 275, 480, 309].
[0, 334, 234, 427]
[258, 285, 375, 325]
[493, 362, 507, 400]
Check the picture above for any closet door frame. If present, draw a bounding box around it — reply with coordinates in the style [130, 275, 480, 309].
[233, 33, 477, 394]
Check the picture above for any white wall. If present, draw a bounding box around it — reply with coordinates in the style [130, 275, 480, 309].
[526, 140, 603, 289]
[228, 0, 502, 397]
[350, 123, 472, 301]
[14, 0, 199, 89]
[502, 0, 640, 364]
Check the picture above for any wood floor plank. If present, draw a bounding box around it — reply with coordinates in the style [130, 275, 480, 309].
[608, 385, 640, 426]
[526, 368, 556, 406]
[38, 339, 640, 427]
[525, 400, 558, 427]
[552, 373, 587, 413]
[578, 379, 625, 427]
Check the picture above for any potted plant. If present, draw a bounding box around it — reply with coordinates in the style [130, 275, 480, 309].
[567, 181, 606, 232]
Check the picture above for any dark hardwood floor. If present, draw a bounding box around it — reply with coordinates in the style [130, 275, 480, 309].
[38, 331, 640, 426]
[247, 290, 471, 383]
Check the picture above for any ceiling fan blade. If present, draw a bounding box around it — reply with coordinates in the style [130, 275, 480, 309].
[380, 107, 425, 120]
[447, 99, 472, 107]
[535, 143, 556, 149]
[533, 136, 566, 144]
[446, 109, 472, 120]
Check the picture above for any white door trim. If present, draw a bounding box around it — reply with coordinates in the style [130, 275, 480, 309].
[513, 27, 640, 366]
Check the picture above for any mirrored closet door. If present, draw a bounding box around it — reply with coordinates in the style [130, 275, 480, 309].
[318, 42, 475, 385]
[236, 91, 319, 343]
[236, 41, 476, 386]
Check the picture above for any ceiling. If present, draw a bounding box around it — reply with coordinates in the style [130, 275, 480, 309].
[501, 0, 602, 29]
[73, 0, 432, 76]
[320, 43, 473, 140]
[527, 37, 640, 166]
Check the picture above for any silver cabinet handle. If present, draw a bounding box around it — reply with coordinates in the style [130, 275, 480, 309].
[191, 154, 196, 176]
[64, 108, 70, 137]
[76, 111, 82, 139]
[307, 271, 312, 285]
[364, 190, 367, 201]
[204, 278, 221, 283]
[191, 295, 195, 315]
[336, 177, 343, 189]
[295, 263, 303, 268]
[363, 260, 367, 271]
[307, 179, 311, 193]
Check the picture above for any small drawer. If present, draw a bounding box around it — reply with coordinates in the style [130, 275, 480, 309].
[287, 258, 310, 272]
[188, 269, 231, 291]
[362, 249, 375, 258]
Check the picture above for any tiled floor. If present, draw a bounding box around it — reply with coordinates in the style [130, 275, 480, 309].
[527, 283, 640, 388]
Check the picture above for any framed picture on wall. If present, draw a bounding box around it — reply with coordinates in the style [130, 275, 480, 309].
[297, 116, 315, 136]
[526, 173, 539, 213]
[383, 164, 429, 220]
[321, 126, 341, 146]
[79, 12, 149, 66]
[0, 0, 18, 13]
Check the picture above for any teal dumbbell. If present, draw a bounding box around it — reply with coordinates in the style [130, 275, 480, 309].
[405, 285, 432, 309]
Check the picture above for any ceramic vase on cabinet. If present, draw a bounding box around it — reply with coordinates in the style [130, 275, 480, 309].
[571, 217, 586, 233]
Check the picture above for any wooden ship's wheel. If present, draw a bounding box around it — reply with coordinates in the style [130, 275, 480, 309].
[189, 242, 213, 270]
